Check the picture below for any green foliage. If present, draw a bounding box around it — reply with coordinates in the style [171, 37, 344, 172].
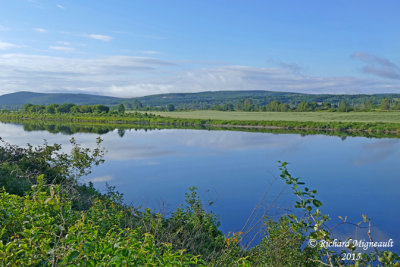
[380, 98, 391, 110]
[278, 161, 329, 240]
[132, 100, 142, 110]
[20, 103, 112, 115]
[264, 100, 291, 112]
[237, 98, 259, 111]
[166, 103, 175, 111]
[0, 163, 30, 195]
[279, 103, 290, 112]
[265, 100, 281, 112]
[22, 103, 33, 112]
[93, 104, 110, 114]
[212, 103, 235, 111]
[57, 103, 75, 113]
[79, 105, 93, 113]
[297, 101, 312, 112]
[250, 216, 318, 266]
[116, 103, 125, 113]
[0, 136, 105, 211]
[337, 101, 352, 112]
[163, 187, 225, 259]
[0, 140, 244, 265]
[45, 103, 58, 114]
[0, 180, 204, 266]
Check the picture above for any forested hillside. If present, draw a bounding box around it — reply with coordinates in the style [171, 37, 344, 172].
[1, 90, 400, 110]
[0, 91, 122, 109]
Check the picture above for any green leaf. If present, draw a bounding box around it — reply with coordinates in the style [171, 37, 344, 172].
[312, 199, 322, 207]
[65, 251, 80, 263]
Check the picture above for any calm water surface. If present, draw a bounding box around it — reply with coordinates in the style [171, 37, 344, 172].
[1, 122, 399, 252]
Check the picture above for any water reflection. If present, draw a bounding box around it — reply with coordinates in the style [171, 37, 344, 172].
[352, 139, 400, 166]
[2, 119, 400, 139]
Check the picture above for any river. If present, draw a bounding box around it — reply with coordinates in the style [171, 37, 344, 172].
[1, 122, 399, 252]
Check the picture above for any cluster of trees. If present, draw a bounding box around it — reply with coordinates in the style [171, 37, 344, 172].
[21, 102, 177, 114]
[212, 98, 400, 112]
[20, 102, 180, 114]
[22, 103, 127, 114]
[121, 100, 176, 112]
[213, 99, 325, 112]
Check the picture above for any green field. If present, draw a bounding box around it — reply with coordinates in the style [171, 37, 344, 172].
[148, 110, 400, 123]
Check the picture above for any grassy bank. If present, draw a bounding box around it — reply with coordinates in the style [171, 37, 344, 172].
[148, 110, 400, 123]
[3, 118, 400, 139]
[1, 111, 400, 137]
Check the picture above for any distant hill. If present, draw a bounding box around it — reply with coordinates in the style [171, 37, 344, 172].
[0, 91, 123, 109]
[136, 91, 301, 107]
[1, 90, 400, 109]
[134, 90, 400, 109]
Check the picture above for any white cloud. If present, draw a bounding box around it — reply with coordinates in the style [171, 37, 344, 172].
[0, 54, 175, 96]
[57, 4, 65, 9]
[0, 53, 399, 97]
[0, 41, 17, 50]
[57, 41, 71, 46]
[49, 46, 76, 52]
[352, 140, 400, 166]
[98, 64, 400, 97]
[140, 50, 159, 55]
[34, 28, 47, 33]
[86, 34, 113, 42]
[352, 52, 400, 80]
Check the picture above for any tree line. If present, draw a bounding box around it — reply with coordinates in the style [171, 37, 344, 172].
[22, 103, 126, 114]
[21, 102, 179, 114]
[212, 98, 400, 112]
[117, 98, 400, 112]
[18, 98, 400, 114]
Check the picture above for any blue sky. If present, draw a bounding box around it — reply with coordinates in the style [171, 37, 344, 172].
[0, 0, 399, 97]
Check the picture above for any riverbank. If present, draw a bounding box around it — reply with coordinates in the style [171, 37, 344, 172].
[147, 110, 400, 123]
[1, 111, 400, 137]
